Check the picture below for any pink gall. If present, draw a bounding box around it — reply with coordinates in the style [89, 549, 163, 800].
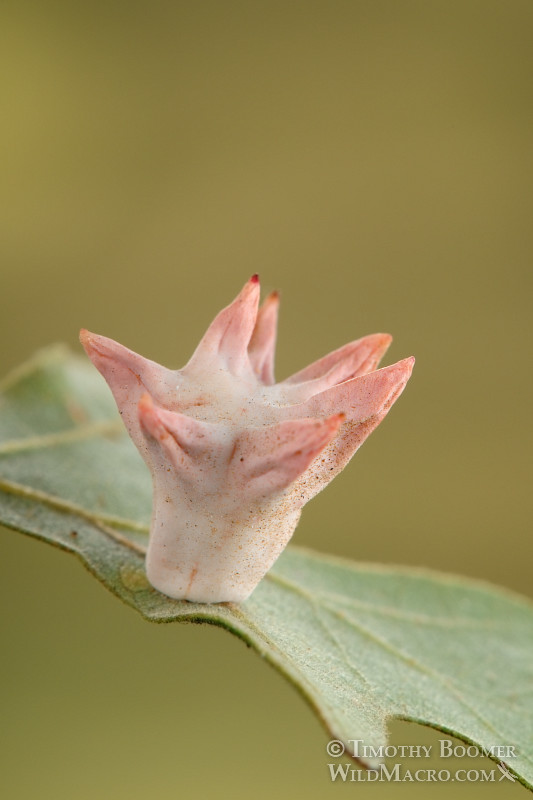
[80, 276, 414, 603]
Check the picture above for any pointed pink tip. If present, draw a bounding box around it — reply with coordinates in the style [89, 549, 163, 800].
[267, 289, 280, 302]
[328, 412, 345, 431]
[387, 356, 415, 384]
[138, 393, 162, 440]
[79, 328, 95, 354]
[250, 273, 260, 284]
[138, 393, 154, 414]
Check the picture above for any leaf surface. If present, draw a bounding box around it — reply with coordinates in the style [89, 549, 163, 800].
[1, 346, 532, 789]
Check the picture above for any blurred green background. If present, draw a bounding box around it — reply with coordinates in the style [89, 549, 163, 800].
[1, 1, 531, 798]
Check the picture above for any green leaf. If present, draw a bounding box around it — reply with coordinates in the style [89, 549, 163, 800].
[1, 346, 532, 790]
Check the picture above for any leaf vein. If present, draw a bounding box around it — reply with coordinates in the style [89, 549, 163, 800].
[0, 476, 149, 534]
[0, 419, 124, 455]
